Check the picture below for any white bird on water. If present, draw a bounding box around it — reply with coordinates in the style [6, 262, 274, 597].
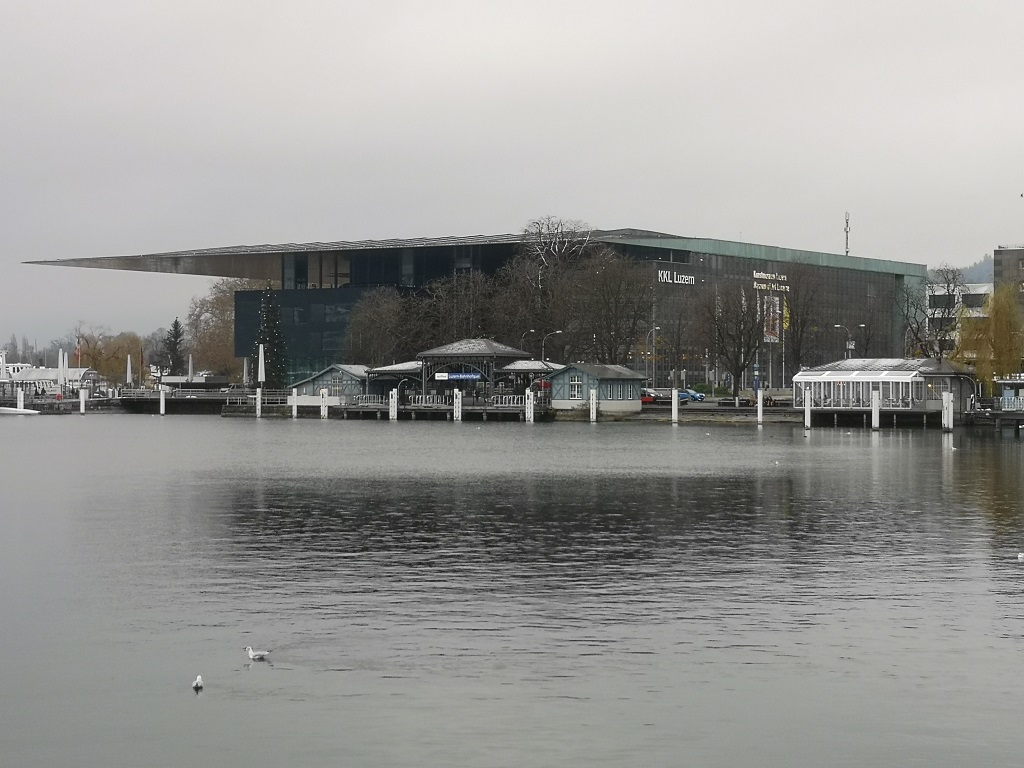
[192, 675, 203, 691]
[1018, 553, 1023, 562]
[245, 646, 271, 661]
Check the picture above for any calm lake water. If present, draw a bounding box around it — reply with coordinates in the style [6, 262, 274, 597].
[2, 414, 1024, 767]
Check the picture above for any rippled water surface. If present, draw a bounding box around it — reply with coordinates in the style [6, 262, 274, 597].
[3, 415, 1024, 766]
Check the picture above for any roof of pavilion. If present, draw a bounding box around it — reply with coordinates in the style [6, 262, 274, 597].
[417, 339, 529, 360]
[792, 358, 970, 382]
[291, 364, 369, 387]
[366, 360, 423, 376]
[552, 364, 645, 380]
[499, 360, 566, 373]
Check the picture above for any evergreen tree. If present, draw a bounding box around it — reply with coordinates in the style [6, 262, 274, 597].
[252, 289, 288, 388]
[163, 317, 186, 375]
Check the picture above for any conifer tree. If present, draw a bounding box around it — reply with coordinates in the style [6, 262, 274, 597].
[163, 317, 186, 375]
[252, 289, 288, 388]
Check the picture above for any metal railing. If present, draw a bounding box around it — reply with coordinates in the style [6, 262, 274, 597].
[355, 394, 387, 406]
[490, 394, 526, 407]
[408, 394, 452, 406]
[969, 397, 1024, 413]
[225, 388, 291, 406]
[806, 397, 915, 410]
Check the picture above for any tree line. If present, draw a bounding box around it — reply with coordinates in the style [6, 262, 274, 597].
[2, 277, 266, 385]
[346, 217, 654, 369]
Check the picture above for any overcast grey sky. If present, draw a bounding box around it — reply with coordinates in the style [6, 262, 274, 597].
[2, 1, 1022, 344]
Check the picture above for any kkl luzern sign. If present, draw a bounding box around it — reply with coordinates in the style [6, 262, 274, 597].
[752, 270, 789, 293]
[657, 269, 696, 285]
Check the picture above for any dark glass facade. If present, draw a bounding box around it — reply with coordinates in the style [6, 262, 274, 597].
[233, 235, 919, 384]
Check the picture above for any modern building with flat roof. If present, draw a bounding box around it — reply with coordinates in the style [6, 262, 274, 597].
[29, 228, 927, 385]
[994, 244, 1024, 294]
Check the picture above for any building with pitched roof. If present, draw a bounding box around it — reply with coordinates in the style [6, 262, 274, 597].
[549, 364, 646, 414]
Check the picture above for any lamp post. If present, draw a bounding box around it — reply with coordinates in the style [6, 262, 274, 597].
[520, 328, 536, 351]
[834, 323, 865, 359]
[541, 330, 562, 362]
[646, 326, 660, 386]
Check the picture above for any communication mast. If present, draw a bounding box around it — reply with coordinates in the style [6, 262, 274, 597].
[845, 212, 850, 257]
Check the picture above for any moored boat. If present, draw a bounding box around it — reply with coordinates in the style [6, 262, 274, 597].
[0, 406, 40, 415]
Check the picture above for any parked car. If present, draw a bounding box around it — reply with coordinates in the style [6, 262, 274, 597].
[644, 388, 674, 404]
[682, 389, 706, 402]
[641, 388, 657, 405]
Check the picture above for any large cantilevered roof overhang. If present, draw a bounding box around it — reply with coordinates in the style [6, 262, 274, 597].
[26, 233, 529, 280]
[24, 228, 926, 280]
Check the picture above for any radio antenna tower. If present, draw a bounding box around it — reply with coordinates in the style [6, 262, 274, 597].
[844, 212, 850, 257]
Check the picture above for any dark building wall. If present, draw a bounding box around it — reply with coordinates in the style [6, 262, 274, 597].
[236, 239, 913, 385]
[647, 252, 905, 387]
[994, 246, 1024, 294]
[235, 286, 375, 382]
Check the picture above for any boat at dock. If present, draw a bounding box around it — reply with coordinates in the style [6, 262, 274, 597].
[0, 406, 41, 415]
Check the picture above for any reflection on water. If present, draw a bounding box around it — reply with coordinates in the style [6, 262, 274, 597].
[3, 417, 1024, 767]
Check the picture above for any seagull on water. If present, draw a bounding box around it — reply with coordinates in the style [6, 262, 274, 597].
[192, 675, 204, 691]
[245, 646, 271, 661]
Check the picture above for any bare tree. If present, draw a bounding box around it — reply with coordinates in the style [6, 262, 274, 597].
[856, 289, 895, 358]
[4, 334, 18, 363]
[567, 248, 654, 364]
[485, 216, 599, 359]
[416, 271, 496, 349]
[345, 287, 420, 366]
[928, 265, 966, 360]
[782, 261, 826, 376]
[657, 296, 697, 383]
[186, 278, 265, 376]
[518, 215, 593, 291]
[899, 266, 964, 360]
[694, 281, 765, 397]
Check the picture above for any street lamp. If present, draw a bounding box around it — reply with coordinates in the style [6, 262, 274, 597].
[520, 328, 536, 350]
[541, 330, 562, 362]
[646, 326, 660, 386]
[834, 323, 865, 359]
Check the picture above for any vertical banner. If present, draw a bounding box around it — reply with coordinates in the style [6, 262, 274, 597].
[763, 294, 781, 343]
